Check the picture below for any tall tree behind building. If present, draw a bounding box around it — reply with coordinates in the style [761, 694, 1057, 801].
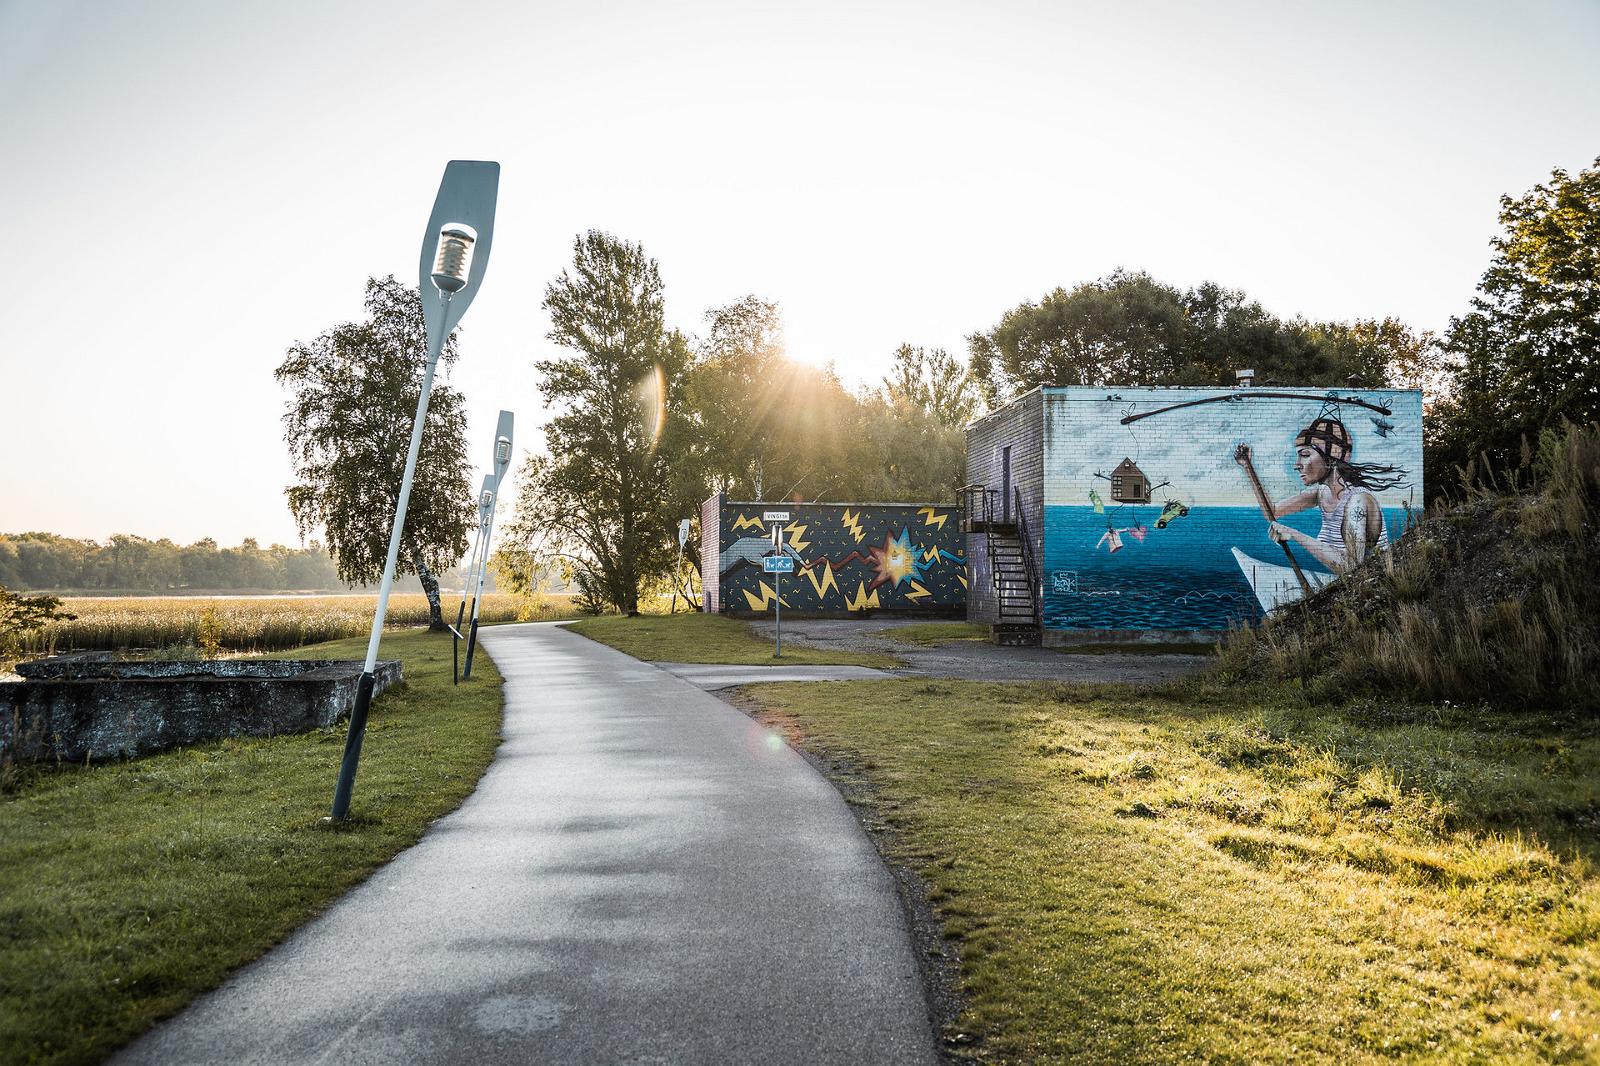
[968, 270, 1417, 402]
[275, 275, 472, 628]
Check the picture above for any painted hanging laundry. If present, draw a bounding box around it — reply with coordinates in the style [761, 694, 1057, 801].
[1089, 488, 1105, 514]
[1124, 523, 1149, 543]
[1096, 528, 1125, 553]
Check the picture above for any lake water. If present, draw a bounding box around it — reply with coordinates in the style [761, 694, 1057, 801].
[1041, 504, 1410, 630]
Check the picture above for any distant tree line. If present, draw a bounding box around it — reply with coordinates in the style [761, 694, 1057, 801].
[0, 533, 345, 592]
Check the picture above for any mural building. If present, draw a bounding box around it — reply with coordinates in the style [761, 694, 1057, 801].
[967, 386, 1424, 635]
[701, 495, 967, 616]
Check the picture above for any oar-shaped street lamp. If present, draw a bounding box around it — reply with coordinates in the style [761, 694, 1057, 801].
[456, 474, 495, 633]
[463, 409, 514, 678]
[330, 160, 499, 821]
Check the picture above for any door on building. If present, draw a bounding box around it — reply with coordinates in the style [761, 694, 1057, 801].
[1001, 446, 1012, 522]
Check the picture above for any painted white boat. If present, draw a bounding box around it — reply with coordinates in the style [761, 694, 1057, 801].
[1231, 548, 1334, 613]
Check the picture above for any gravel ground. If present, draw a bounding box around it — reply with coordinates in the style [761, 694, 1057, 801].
[746, 618, 1211, 684]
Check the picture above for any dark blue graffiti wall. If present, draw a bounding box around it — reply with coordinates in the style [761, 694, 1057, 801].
[715, 502, 966, 615]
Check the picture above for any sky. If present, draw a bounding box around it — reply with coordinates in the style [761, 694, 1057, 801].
[1, 0, 1597, 550]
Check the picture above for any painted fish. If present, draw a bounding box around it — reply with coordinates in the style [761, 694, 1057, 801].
[1370, 416, 1394, 437]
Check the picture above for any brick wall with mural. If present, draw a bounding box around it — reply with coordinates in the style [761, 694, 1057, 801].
[1041, 386, 1424, 631]
[706, 499, 967, 616]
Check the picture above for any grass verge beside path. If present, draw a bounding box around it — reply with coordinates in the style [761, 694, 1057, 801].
[744, 679, 1600, 1064]
[566, 612, 901, 668]
[0, 629, 504, 1066]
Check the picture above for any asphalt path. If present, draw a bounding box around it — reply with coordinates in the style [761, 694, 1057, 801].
[114, 622, 938, 1066]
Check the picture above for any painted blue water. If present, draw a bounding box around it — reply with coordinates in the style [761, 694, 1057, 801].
[1041, 504, 1410, 630]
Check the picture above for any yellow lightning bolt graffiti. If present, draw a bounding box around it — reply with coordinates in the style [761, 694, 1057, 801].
[731, 514, 764, 533]
[958, 574, 969, 589]
[845, 581, 881, 611]
[921, 547, 942, 563]
[784, 522, 811, 553]
[905, 580, 931, 602]
[802, 561, 839, 599]
[917, 507, 948, 530]
[841, 509, 865, 543]
[742, 581, 790, 611]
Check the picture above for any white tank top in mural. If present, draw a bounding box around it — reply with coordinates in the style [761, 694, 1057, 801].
[1319, 489, 1388, 558]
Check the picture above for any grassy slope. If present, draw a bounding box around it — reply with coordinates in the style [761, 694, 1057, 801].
[566, 612, 901, 668]
[0, 629, 504, 1066]
[747, 679, 1600, 1064]
[1220, 422, 1599, 710]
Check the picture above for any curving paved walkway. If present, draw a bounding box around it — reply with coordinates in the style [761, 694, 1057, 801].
[115, 622, 937, 1066]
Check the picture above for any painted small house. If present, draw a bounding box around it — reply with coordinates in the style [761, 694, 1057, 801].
[700, 494, 966, 617]
[1109, 457, 1150, 503]
[964, 386, 1424, 644]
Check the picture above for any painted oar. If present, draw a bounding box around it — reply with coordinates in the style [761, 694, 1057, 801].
[1233, 443, 1314, 599]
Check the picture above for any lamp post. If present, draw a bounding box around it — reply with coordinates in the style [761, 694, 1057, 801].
[457, 475, 494, 625]
[463, 409, 514, 678]
[456, 474, 494, 633]
[330, 160, 499, 821]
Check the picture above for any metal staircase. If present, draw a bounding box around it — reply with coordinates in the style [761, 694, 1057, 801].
[959, 485, 1042, 646]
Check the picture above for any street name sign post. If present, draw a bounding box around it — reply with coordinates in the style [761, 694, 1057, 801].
[762, 552, 793, 656]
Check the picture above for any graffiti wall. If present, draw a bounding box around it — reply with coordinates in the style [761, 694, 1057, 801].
[710, 499, 967, 615]
[1041, 387, 1423, 631]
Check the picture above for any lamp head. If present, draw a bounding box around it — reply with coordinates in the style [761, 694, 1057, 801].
[431, 224, 478, 294]
[418, 161, 500, 356]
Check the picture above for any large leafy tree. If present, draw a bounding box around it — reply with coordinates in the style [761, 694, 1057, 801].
[275, 275, 472, 629]
[685, 296, 870, 502]
[881, 344, 983, 429]
[968, 270, 1407, 401]
[515, 231, 694, 615]
[1434, 157, 1600, 482]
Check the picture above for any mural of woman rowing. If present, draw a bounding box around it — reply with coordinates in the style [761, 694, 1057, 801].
[1239, 416, 1409, 573]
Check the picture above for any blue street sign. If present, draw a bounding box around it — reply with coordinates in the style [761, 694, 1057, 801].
[762, 555, 794, 573]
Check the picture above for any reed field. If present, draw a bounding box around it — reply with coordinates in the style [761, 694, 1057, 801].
[8, 593, 579, 658]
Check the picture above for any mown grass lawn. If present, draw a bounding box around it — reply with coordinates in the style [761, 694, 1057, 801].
[566, 611, 901, 668]
[746, 679, 1600, 1064]
[0, 629, 504, 1066]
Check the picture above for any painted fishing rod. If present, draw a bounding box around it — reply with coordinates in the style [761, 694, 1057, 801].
[1120, 391, 1392, 425]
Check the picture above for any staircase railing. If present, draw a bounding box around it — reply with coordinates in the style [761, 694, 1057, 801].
[958, 484, 1000, 533]
[1012, 485, 1041, 627]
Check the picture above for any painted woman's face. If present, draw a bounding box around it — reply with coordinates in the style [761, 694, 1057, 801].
[1294, 446, 1329, 485]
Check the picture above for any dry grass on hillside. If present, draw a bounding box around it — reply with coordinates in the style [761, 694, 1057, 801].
[1218, 421, 1600, 711]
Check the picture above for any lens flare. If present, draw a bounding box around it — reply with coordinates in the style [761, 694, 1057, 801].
[633, 363, 668, 454]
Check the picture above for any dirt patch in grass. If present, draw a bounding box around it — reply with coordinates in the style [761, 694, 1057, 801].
[739, 678, 1600, 1063]
[0, 629, 505, 1066]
